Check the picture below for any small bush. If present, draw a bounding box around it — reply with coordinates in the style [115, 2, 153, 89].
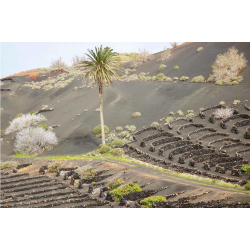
[156, 73, 165, 81]
[111, 148, 124, 156]
[191, 76, 205, 83]
[15, 113, 23, 118]
[169, 111, 174, 115]
[30, 111, 36, 115]
[177, 110, 184, 116]
[199, 108, 205, 111]
[152, 76, 157, 81]
[173, 65, 179, 70]
[112, 139, 125, 147]
[213, 107, 234, 119]
[42, 84, 53, 91]
[116, 126, 123, 131]
[158, 48, 172, 62]
[215, 80, 223, 85]
[164, 77, 172, 82]
[132, 112, 141, 118]
[170, 42, 178, 48]
[127, 125, 136, 132]
[219, 101, 226, 105]
[158, 64, 167, 71]
[208, 47, 247, 82]
[151, 122, 159, 127]
[110, 183, 142, 201]
[165, 117, 174, 123]
[180, 76, 189, 81]
[107, 178, 124, 190]
[231, 80, 239, 85]
[233, 100, 241, 105]
[76, 167, 96, 179]
[187, 110, 194, 113]
[132, 49, 154, 68]
[1, 162, 9, 170]
[120, 131, 130, 138]
[197, 47, 203, 52]
[99, 145, 111, 154]
[47, 163, 60, 173]
[145, 76, 152, 81]
[186, 113, 195, 118]
[93, 124, 110, 134]
[140, 196, 167, 208]
[244, 182, 250, 190]
[241, 164, 250, 173]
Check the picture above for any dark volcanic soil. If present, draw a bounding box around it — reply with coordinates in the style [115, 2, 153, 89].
[1, 42, 250, 156]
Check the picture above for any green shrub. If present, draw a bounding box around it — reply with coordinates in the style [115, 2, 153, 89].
[156, 73, 165, 81]
[158, 64, 167, 70]
[180, 76, 189, 81]
[107, 178, 124, 190]
[241, 164, 250, 173]
[219, 101, 226, 105]
[112, 139, 125, 147]
[145, 76, 152, 81]
[42, 84, 53, 91]
[110, 183, 142, 201]
[1, 162, 9, 170]
[174, 77, 179, 80]
[165, 117, 174, 123]
[111, 148, 124, 156]
[30, 111, 36, 115]
[164, 77, 172, 82]
[152, 76, 157, 81]
[140, 196, 167, 208]
[127, 125, 136, 132]
[15, 113, 23, 118]
[151, 122, 159, 127]
[244, 182, 250, 190]
[197, 47, 203, 52]
[47, 163, 60, 173]
[233, 100, 241, 105]
[120, 131, 130, 138]
[173, 65, 179, 70]
[177, 110, 184, 116]
[199, 108, 205, 111]
[187, 110, 194, 113]
[232, 80, 239, 85]
[76, 167, 96, 179]
[186, 113, 195, 118]
[132, 112, 141, 118]
[99, 145, 111, 154]
[116, 126, 123, 131]
[191, 76, 205, 83]
[93, 124, 110, 134]
[169, 111, 174, 115]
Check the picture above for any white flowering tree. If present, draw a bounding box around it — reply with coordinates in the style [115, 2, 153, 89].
[213, 107, 234, 119]
[5, 113, 47, 135]
[14, 127, 58, 155]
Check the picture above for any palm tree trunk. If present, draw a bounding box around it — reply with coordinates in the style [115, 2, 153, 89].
[99, 85, 106, 145]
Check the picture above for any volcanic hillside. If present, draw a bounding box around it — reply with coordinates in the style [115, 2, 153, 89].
[1, 42, 250, 156]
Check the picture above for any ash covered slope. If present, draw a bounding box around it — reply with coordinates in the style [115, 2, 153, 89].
[1, 42, 250, 156]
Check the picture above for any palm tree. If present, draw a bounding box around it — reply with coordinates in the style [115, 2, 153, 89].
[83, 45, 123, 145]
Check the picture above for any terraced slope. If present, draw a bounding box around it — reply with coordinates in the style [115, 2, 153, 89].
[125, 101, 250, 186]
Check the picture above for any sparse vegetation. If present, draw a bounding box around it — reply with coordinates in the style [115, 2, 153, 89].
[30, 111, 36, 115]
[197, 47, 203, 52]
[112, 139, 125, 147]
[158, 48, 172, 62]
[50, 57, 67, 69]
[0, 161, 19, 170]
[158, 64, 167, 71]
[191, 76, 205, 83]
[170, 42, 178, 48]
[132, 112, 141, 118]
[180, 76, 189, 81]
[169, 111, 174, 115]
[110, 148, 124, 156]
[132, 49, 154, 68]
[140, 196, 167, 208]
[151, 122, 159, 127]
[47, 163, 60, 173]
[107, 178, 124, 190]
[127, 125, 136, 132]
[177, 110, 184, 116]
[165, 117, 174, 123]
[76, 167, 97, 179]
[173, 65, 179, 70]
[207, 47, 247, 84]
[233, 100, 241, 105]
[110, 183, 142, 201]
[116, 126, 123, 131]
[93, 124, 110, 135]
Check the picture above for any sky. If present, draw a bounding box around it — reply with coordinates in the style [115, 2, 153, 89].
[0, 42, 183, 78]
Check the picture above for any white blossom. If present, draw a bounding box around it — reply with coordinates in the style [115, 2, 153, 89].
[213, 107, 234, 119]
[5, 113, 47, 135]
[14, 127, 58, 155]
